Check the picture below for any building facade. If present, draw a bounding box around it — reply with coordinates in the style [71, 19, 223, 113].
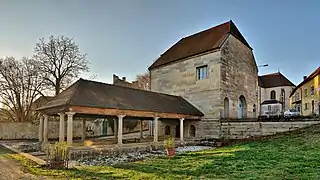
[258, 72, 295, 117]
[149, 21, 258, 138]
[290, 67, 320, 116]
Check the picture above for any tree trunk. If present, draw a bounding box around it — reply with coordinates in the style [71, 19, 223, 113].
[55, 79, 61, 95]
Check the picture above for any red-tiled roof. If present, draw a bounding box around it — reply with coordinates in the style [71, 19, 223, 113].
[148, 20, 251, 70]
[290, 67, 320, 97]
[259, 72, 295, 88]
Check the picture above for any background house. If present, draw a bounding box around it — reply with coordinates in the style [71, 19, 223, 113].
[290, 67, 320, 116]
[258, 72, 295, 116]
[149, 20, 258, 138]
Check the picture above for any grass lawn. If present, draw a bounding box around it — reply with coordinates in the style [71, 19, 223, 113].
[10, 124, 320, 180]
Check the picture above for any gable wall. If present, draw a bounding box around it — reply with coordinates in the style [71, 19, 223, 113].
[220, 34, 258, 119]
[259, 86, 294, 112]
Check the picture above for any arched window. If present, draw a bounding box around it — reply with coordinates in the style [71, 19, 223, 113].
[253, 104, 256, 118]
[270, 90, 276, 100]
[164, 125, 170, 135]
[190, 125, 196, 137]
[223, 97, 229, 119]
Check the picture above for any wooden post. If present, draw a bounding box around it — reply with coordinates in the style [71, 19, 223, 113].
[82, 118, 86, 141]
[140, 120, 143, 139]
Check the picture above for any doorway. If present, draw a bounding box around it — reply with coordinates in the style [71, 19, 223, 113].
[175, 125, 180, 138]
[165, 125, 170, 135]
[237, 95, 247, 119]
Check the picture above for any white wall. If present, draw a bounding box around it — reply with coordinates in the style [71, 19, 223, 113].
[260, 86, 294, 112]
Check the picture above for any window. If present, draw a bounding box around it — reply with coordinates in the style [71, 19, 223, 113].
[268, 105, 271, 112]
[311, 86, 315, 95]
[270, 90, 276, 100]
[280, 88, 285, 102]
[304, 89, 308, 97]
[305, 103, 308, 110]
[196, 65, 208, 80]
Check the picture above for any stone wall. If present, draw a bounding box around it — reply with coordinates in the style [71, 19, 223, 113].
[150, 50, 221, 119]
[221, 121, 320, 139]
[0, 119, 148, 140]
[220, 34, 258, 119]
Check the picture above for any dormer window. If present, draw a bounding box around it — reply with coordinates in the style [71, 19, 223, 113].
[196, 65, 208, 80]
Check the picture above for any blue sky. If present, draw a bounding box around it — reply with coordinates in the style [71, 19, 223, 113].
[0, 0, 319, 85]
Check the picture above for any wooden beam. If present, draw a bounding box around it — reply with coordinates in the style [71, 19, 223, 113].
[68, 106, 201, 120]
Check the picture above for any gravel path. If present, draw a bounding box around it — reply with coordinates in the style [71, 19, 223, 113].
[0, 144, 47, 180]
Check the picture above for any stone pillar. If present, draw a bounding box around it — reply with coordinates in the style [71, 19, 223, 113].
[43, 115, 48, 142]
[180, 118, 185, 142]
[140, 120, 143, 139]
[66, 112, 76, 146]
[117, 115, 125, 145]
[153, 117, 159, 143]
[58, 113, 65, 142]
[114, 119, 118, 140]
[82, 119, 86, 141]
[38, 116, 44, 142]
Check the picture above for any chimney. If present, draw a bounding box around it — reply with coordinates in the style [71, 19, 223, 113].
[122, 77, 126, 81]
[113, 74, 119, 83]
[303, 76, 307, 80]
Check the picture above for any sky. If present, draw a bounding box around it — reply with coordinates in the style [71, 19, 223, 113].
[0, 0, 319, 85]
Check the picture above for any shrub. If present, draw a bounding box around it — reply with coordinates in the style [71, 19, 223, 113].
[164, 137, 175, 149]
[46, 142, 69, 169]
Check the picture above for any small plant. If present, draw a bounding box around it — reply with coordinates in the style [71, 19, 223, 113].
[46, 142, 69, 169]
[164, 137, 176, 157]
[164, 137, 175, 149]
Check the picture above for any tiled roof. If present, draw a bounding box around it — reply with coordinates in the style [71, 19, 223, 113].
[149, 20, 251, 70]
[290, 66, 320, 97]
[259, 72, 295, 88]
[37, 78, 204, 117]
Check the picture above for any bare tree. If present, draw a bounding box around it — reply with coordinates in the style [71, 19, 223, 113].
[34, 35, 89, 95]
[134, 72, 150, 90]
[0, 57, 46, 122]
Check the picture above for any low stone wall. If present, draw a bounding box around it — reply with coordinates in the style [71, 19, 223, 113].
[221, 120, 320, 139]
[68, 143, 164, 161]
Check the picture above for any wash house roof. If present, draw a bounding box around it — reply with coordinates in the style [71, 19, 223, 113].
[37, 78, 203, 119]
[149, 20, 251, 70]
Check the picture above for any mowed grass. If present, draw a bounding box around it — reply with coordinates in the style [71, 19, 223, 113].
[10, 124, 320, 180]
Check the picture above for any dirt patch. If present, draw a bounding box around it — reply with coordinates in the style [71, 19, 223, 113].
[0, 144, 48, 180]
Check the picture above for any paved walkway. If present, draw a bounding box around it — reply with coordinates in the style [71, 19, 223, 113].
[0, 145, 47, 180]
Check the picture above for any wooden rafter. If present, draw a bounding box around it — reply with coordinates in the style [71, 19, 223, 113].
[68, 106, 201, 120]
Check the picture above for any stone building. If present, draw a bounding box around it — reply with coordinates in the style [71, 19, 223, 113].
[290, 67, 320, 116]
[258, 72, 295, 117]
[149, 20, 258, 138]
